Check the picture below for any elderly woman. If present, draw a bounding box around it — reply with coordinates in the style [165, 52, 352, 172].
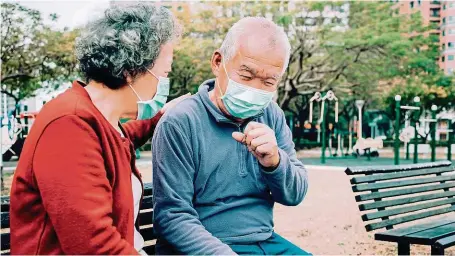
[10, 3, 185, 255]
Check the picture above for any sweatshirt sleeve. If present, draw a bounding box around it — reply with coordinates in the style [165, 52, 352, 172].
[121, 112, 163, 149]
[152, 121, 236, 255]
[33, 115, 138, 255]
[260, 108, 309, 206]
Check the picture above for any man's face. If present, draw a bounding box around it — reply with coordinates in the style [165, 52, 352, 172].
[211, 36, 287, 119]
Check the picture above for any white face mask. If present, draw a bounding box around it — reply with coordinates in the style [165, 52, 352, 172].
[129, 68, 170, 120]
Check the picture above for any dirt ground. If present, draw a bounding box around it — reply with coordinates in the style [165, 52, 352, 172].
[3, 162, 455, 255]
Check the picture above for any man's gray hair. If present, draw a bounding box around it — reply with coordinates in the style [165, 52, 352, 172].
[75, 3, 181, 89]
[220, 17, 291, 74]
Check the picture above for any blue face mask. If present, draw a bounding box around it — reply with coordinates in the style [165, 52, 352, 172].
[129, 68, 170, 120]
[217, 61, 275, 119]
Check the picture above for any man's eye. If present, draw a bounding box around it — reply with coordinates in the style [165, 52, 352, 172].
[265, 81, 275, 87]
[240, 75, 252, 80]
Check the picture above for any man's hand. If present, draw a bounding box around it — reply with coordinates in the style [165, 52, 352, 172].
[232, 121, 280, 169]
[160, 93, 191, 114]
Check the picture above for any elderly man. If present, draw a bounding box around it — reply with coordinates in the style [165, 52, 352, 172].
[152, 17, 309, 255]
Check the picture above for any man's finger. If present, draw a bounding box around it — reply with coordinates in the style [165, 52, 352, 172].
[243, 121, 263, 135]
[232, 132, 245, 143]
[251, 136, 270, 148]
[255, 144, 273, 155]
[251, 150, 261, 159]
[246, 128, 269, 141]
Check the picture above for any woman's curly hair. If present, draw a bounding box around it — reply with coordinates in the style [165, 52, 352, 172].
[75, 3, 181, 89]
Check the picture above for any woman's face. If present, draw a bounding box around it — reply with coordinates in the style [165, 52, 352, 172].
[131, 42, 174, 101]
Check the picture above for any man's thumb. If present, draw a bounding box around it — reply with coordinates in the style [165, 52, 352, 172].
[232, 132, 245, 143]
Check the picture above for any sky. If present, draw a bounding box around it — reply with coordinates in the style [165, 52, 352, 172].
[13, 0, 111, 30]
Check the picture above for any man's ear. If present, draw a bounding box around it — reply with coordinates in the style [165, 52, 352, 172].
[211, 50, 222, 77]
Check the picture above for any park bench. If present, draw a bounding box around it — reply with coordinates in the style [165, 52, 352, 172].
[345, 160, 455, 255]
[0, 182, 156, 255]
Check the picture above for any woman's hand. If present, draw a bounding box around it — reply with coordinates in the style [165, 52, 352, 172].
[160, 93, 191, 114]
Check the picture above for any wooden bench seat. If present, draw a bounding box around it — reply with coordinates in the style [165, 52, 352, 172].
[345, 160, 455, 255]
[0, 182, 156, 255]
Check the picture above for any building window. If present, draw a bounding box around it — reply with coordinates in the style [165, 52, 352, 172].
[444, 4, 447, 10]
[448, 68, 454, 74]
[443, 30, 446, 36]
[443, 17, 446, 24]
[449, 42, 454, 48]
[410, 1, 414, 8]
[451, 3, 455, 8]
[431, 9, 440, 17]
[442, 56, 445, 62]
[449, 55, 454, 61]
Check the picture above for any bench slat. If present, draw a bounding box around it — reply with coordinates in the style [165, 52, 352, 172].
[144, 183, 153, 197]
[0, 213, 9, 229]
[407, 222, 455, 244]
[366, 205, 455, 231]
[375, 216, 455, 241]
[0, 197, 9, 205]
[355, 182, 455, 202]
[140, 196, 153, 211]
[139, 210, 153, 226]
[140, 226, 157, 241]
[1, 233, 10, 252]
[360, 191, 455, 211]
[434, 234, 455, 249]
[353, 175, 455, 192]
[351, 167, 454, 184]
[346, 161, 452, 175]
[363, 197, 455, 221]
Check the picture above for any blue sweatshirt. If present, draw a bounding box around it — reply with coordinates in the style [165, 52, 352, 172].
[152, 80, 309, 255]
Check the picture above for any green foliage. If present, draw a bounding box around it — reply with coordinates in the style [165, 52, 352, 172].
[1, 2, 78, 103]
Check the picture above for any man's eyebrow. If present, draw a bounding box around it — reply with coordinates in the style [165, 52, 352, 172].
[239, 65, 257, 75]
[239, 64, 281, 81]
[265, 74, 280, 81]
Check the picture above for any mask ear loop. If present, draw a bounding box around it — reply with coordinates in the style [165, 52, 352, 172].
[216, 58, 230, 98]
[146, 68, 159, 80]
[128, 83, 143, 101]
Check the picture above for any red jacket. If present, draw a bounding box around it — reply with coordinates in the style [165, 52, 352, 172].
[10, 81, 161, 255]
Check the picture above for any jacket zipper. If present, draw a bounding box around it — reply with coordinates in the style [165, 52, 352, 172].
[235, 124, 248, 177]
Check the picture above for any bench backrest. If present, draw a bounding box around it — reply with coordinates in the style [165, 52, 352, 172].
[345, 161, 455, 232]
[0, 182, 156, 255]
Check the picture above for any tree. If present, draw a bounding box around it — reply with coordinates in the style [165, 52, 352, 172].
[274, 1, 453, 139]
[168, 1, 452, 139]
[1, 3, 78, 105]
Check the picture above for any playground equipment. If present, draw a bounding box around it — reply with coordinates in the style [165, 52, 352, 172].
[352, 100, 384, 159]
[308, 90, 338, 164]
[1, 116, 22, 155]
[394, 95, 422, 165]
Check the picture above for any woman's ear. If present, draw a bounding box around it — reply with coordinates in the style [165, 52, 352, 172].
[124, 71, 133, 85]
[211, 50, 222, 77]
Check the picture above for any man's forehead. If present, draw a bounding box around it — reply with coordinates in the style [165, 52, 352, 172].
[234, 46, 284, 79]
